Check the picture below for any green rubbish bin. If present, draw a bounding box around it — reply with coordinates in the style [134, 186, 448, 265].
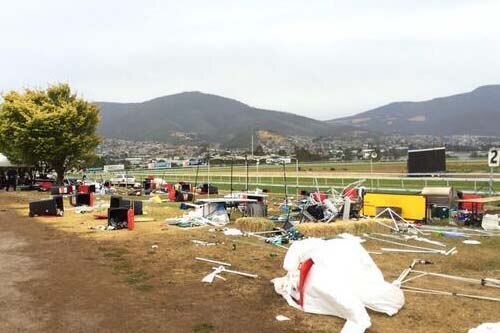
[431, 206, 449, 219]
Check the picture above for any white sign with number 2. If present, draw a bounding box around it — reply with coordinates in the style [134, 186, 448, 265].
[489, 148, 499, 167]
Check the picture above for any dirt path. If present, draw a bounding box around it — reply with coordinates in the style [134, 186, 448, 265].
[0, 193, 305, 333]
[0, 194, 184, 333]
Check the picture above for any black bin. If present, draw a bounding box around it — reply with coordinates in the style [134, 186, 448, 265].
[107, 207, 129, 229]
[71, 193, 92, 206]
[109, 196, 143, 215]
[121, 199, 143, 215]
[29, 195, 64, 217]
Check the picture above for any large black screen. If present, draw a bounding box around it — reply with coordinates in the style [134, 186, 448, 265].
[407, 147, 446, 175]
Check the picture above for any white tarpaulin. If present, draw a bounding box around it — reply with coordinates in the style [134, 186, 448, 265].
[468, 322, 500, 333]
[482, 214, 500, 231]
[272, 238, 404, 333]
[0, 153, 14, 167]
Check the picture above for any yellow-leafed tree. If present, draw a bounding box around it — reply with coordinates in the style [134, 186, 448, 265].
[0, 83, 100, 184]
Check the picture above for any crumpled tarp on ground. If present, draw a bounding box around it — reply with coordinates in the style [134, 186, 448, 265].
[468, 322, 500, 333]
[272, 238, 404, 333]
[166, 207, 230, 227]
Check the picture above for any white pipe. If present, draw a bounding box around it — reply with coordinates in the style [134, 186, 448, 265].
[401, 272, 428, 285]
[214, 267, 258, 278]
[411, 270, 500, 288]
[382, 248, 441, 254]
[364, 234, 446, 253]
[402, 286, 500, 302]
[196, 257, 231, 266]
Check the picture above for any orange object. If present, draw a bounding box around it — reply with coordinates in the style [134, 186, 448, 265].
[127, 208, 135, 230]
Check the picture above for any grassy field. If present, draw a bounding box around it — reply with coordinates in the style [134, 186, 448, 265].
[124, 159, 494, 174]
[77, 159, 499, 195]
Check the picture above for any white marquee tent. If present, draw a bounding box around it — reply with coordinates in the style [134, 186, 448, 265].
[0, 153, 15, 167]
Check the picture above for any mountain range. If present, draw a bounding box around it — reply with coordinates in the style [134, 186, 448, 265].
[97, 92, 362, 146]
[328, 85, 500, 136]
[97, 85, 500, 145]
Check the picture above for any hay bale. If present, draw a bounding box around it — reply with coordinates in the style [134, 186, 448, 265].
[235, 217, 274, 232]
[296, 219, 381, 238]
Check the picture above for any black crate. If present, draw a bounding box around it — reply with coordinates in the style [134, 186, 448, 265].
[29, 195, 64, 217]
[121, 199, 143, 215]
[110, 195, 122, 208]
[109, 196, 142, 215]
[71, 193, 92, 206]
[107, 207, 128, 229]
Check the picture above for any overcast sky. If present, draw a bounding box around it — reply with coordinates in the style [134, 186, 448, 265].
[1, 0, 499, 120]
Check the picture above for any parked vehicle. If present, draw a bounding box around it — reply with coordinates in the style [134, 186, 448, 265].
[110, 174, 136, 186]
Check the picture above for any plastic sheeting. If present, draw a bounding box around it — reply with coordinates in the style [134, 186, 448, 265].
[468, 322, 500, 333]
[482, 214, 500, 231]
[272, 238, 404, 333]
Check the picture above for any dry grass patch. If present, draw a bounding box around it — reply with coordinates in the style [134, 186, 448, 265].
[234, 217, 275, 232]
[296, 219, 382, 238]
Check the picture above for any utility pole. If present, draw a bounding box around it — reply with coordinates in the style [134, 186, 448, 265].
[251, 134, 254, 159]
[296, 157, 299, 197]
[245, 153, 249, 192]
[230, 156, 234, 197]
[207, 148, 210, 199]
[256, 160, 260, 189]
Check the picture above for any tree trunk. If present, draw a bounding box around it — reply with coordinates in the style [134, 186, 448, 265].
[55, 166, 65, 185]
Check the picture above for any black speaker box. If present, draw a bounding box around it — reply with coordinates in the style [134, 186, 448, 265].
[29, 195, 64, 217]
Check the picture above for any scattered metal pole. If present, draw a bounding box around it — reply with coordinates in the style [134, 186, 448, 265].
[245, 153, 249, 192]
[196, 257, 231, 266]
[192, 163, 200, 202]
[215, 266, 258, 278]
[402, 286, 500, 302]
[296, 158, 299, 197]
[230, 157, 234, 197]
[364, 234, 447, 254]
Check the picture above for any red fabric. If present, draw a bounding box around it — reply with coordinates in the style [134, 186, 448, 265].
[36, 181, 53, 191]
[78, 185, 89, 193]
[166, 184, 176, 201]
[312, 192, 328, 203]
[343, 188, 358, 200]
[298, 259, 314, 306]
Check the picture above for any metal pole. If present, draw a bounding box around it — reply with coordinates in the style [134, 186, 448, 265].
[251, 134, 254, 159]
[370, 158, 374, 189]
[192, 164, 199, 202]
[256, 161, 259, 188]
[490, 167, 494, 195]
[245, 154, 249, 192]
[230, 157, 233, 196]
[296, 158, 299, 197]
[207, 149, 210, 199]
[283, 161, 290, 223]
